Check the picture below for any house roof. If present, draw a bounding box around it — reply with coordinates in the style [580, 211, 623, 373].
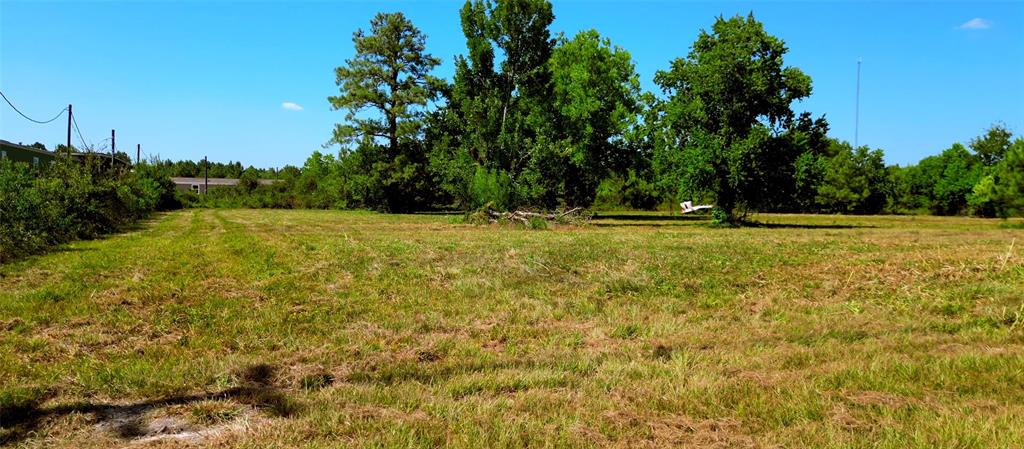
[0, 140, 132, 165]
[171, 177, 278, 186]
[0, 139, 57, 158]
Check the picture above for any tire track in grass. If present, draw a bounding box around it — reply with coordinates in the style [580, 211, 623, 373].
[206, 210, 379, 360]
[189, 210, 323, 370]
[0, 210, 228, 411]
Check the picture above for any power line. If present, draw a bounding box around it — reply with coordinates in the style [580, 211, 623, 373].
[71, 113, 92, 150]
[0, 90, 67, 124]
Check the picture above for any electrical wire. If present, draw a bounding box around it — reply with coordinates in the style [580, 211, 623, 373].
[0, 90, 67, 124]
[2, 90, 140, 162]
[71, 113, 92, 151]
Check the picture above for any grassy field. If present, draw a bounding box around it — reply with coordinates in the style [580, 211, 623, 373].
[2, 209, 1022, 448]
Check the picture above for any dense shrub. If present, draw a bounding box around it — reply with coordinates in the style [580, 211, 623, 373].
[0, 159, 175, 263]
[177, 181, 298, 209]
[593, 170, 662, 211]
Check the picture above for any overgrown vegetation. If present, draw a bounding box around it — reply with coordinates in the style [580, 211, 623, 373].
[1, 210, 1021, 447]
[0, 157, 176, 263]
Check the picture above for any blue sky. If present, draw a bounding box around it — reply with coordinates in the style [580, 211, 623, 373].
[2, 1, 1022, 168]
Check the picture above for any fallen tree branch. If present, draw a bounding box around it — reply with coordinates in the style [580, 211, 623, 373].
[478, 207, 590, 226]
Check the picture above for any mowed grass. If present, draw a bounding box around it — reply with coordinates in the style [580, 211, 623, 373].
[1, 209, 1022, 448]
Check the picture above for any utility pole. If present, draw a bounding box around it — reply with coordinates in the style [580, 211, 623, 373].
[66, 104, 72, 158]
[136, 144, 140, 165]
[855, 58, 862, 148]
[111, 129, 116, 166]
[204, 156, 209, 195]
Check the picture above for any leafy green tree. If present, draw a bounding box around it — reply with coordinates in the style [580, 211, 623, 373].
[424, 107, 476, 208]
[815, 141, 887, 214]
[995, 138, 1024, 215]
[972, 137, 1024, 217]
[970, 123, 1013, 167]
[541, 29, 642, 206]
[652, 14, 812, 221]
[968, 173, 1002, 217]
[761, 113, 830, 212]
[967, 126, 1019, 217]
[447, 0, 556, 208]
[890, 141, 983, 216]
[238, 167, 259, 193]
[903, 155, 945, 212]
[433, 1, 646, 210]
[296, 151, 345, 209]
[930, 143, 982, 215]
[329, 12, 443, 153]
[327, 12, 444, 211]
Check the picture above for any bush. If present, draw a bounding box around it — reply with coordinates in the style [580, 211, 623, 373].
[469, 167, 513, 210]
[0, 159, 175, 263]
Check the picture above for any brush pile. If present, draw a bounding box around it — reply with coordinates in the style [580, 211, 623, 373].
[467, 204, 591, 227]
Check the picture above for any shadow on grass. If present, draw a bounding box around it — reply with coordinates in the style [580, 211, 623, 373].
[588, 213, 875, 229]
[739, 220, 874, 230]
[589, 213, 710, 228]
[0, 364, 298, 445]
[591, 222, 706, 228]
[409, 210, 463, 216]
[0, 216, 162, 267]
[592, 213, 708, 222]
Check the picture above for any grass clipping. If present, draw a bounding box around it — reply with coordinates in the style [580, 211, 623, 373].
[467, 204, 591, 228]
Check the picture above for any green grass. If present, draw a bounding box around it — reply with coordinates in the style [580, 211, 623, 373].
[1, 209, 1022, 448]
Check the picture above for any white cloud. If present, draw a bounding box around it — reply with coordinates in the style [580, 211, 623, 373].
[281, 102, 304, 111]
[959, 18, 991, 30]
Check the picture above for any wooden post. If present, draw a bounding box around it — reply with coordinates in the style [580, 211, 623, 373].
[136, 144, 140, 165]
[111, 129, 116, 166]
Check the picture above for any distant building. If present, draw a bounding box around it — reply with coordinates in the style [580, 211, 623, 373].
[1, 139, 131, 168]
[171, 177, 278, 194]
[0, 140, 57, 166]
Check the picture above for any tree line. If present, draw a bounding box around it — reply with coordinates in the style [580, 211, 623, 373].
[30, 1, 1019, 220]
[286, 1, 1020, 221]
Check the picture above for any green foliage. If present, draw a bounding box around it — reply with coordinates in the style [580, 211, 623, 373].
[433, 1, 641, 210]
[546, 29, 642, 206]
[711, 207, 730, 225]
[328, 11, 443, 151]
[469, 167, 513, 210]
[889, 143, 983, 216]
[238, 167, 259, 193]
[977, 137, 1024, 217]
[46, 7, 1015, 222]
[178, 182, 299, 209]
[291, 151, 342, 209]
[526, 216, 548, 229]
[0, 159, 173, 263]
[968, 174, 1003, 218]
[446, 0, 556, 208]
[326, 12, 443, 212]
[156, 159, 279, 179]
[1000, 139, 1024, 214]
[970, 123, 1014, 167]
[593, 169, 663, 211]
[930, 144, 982, 215]
[652, 13, 812, 221]
[815, 141, 888, 214]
